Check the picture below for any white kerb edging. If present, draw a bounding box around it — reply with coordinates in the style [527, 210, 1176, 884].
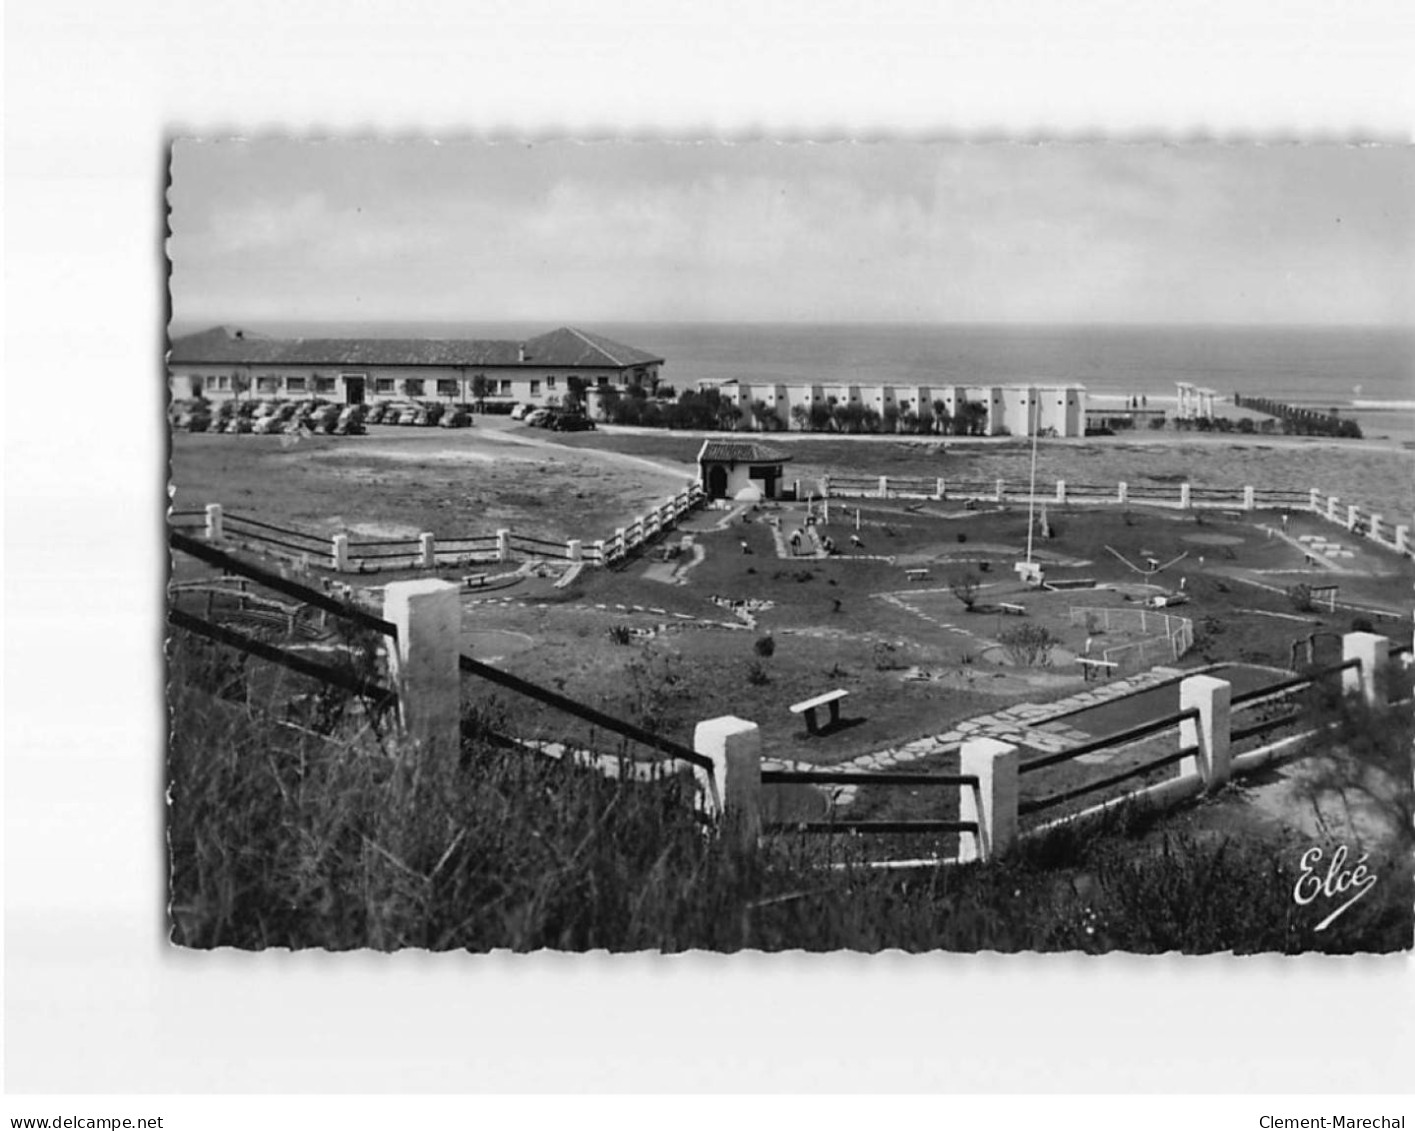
[958, 737, 1018, 863]
[384, 579, 462, 764]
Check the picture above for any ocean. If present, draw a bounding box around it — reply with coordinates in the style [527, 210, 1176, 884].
[174, 319, 1415, 428]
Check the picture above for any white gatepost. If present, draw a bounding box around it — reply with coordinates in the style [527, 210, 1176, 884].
[205, 503, 224, 543]
[1055, 479, 1067, 504]
[332, 533, 350, 572]
[1118, 481, 1128, 505]
[1179, 482, 1192, 509]
[383, 579, 462, 764]
[995, 478, 1005, 502]
[496, 529, 511, 563]
[567, 539, 582, 562]
[694, 716, 762, 851]
[1342, 632, 1389, 707]
[1180, 675, 1232, 789]
[1396, 526, 1409, 555]
[1309, 488, 1321, 512]
[958, 738, 1018, 863]
[419, 533, 436, 569]
[1244, 486, 1256, 511]
[1327, 495, 1340, 521]
[878, 475, 889, 499]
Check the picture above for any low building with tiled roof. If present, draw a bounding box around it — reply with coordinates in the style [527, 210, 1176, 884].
[167, 325, 665, 408]
[697, 439, 792, 500]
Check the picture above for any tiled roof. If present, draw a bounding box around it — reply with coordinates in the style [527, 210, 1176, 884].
[168, 325, 664, 370]
[697, 440, 792, 464]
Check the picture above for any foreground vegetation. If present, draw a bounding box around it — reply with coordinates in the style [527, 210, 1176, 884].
[168, 647, 1413, 953]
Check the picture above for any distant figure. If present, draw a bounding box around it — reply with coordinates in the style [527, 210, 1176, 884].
[740, 540, 752, 554]
[822, 536, 835, 554]
[789, 530, 803, 554]
[1179, 577, 1187, 591]
[1085, 636, 1093, 656]
[1282, 513, 1290, 532]
[832, 598, 843, 614]
[850, 533, 864, 549]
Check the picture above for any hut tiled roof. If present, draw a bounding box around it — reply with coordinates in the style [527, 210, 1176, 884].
[697, 440, 792, 464]
[168, 325, 663, 370]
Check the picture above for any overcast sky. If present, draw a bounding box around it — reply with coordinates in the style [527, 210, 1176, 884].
[169, 141, 1413, 327]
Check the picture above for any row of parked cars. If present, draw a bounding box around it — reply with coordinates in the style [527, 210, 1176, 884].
[170, 398, 369, 435]
[363, 401, 473, 428]
[508, 403, 596, 431]
[168, 398, 484, 434]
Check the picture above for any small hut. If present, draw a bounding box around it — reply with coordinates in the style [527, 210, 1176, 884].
[696, 440, 792, 501]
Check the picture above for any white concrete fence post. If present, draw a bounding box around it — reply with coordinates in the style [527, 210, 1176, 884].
[958, 738, 1019, 863]
[567, 539, 582, 562]
[694, 716, 762, 852]
[935, 477, 946, 500]
[1179, 482, 1192, 509]
[1327, 495, 1340, 522]
[878, 475, 889, 499]
[1117, 481, 1128, 505]
[1180, 675, 1232, 790]
[615, 528, 627, 557]
[1396, 526, 1410, 555]
[419, 532, 436, 569]
[1369, 514, 1382, 542]
[332, 533, 349, 572]
[1055, 479, 1067, 504]
[1309, 487, 1321, 512]
[1244, 486, 1256, 511]
[383, 579, 462, 764]
[995, 478, 1005, 502]
[496, 529, 511, 563]
[594, 539, 606, 565]
[205, 503, 224, 543]
[820, 474, 831, 498]
[1346, 505, 1359, 532]
[793, 478, 801, 501]
[1342, 632, 1390, 707]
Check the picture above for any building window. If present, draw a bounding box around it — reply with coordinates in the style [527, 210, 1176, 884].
[437, 379, 460, 397]
[499, 379, 513, 395]
[213, 375, 230, 391]
[375, 378, 395, 394]
[256, 376, 280, 394]
[530, 380, 541, 396]
[596, 376, 608, 388]
[314, 377, 336, 394]
[286, 376, 307, 393]
[404, 379, 425, 398]
[547, 376, 557, 389]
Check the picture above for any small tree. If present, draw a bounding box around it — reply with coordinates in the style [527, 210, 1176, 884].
[470, 373, 491, 412]
[950, 571, 981, 611]
[999, 623, 1059, 667]
[1287, 583, 1314, 613]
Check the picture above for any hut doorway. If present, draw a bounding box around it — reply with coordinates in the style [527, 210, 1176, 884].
[707, 465, 729, 499]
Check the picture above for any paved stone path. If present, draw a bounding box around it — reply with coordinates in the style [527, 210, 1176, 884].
[763, 665, 1181, 808]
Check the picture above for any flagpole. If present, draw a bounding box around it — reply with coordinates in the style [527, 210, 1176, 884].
[1025, 391, 1039, 565]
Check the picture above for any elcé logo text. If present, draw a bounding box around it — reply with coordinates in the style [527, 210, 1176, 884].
[1292, 844, 1378, 931]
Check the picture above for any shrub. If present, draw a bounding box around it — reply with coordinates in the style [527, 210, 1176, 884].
[949, 571, 981, 611]
[746, 659, 770, 686]
[608, 624, 633, 645]
[1286, 583, 1314, 613]
[998, 623, 1059, 667]
[754, 635, 776, 658]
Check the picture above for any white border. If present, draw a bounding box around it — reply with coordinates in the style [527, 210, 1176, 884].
[5, 0, 1414, 1096]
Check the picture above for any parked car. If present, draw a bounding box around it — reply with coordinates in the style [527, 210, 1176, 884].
[363, 403, 388, 425]
[509, 403, 530, 420]
[524, 408, 552, 427]
[550, 413, 596, 432]
[439, 407, 473, 428]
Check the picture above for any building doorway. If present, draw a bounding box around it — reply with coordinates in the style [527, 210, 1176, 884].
[706, 465, 729, 499]
[344, 376, 365, 405]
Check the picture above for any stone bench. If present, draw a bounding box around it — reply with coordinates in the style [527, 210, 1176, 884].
[997, 602, 1027, 616]
[462, 574, 488, 589]
[904, 567, 930, 582]
[789, 688, 849, 734]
